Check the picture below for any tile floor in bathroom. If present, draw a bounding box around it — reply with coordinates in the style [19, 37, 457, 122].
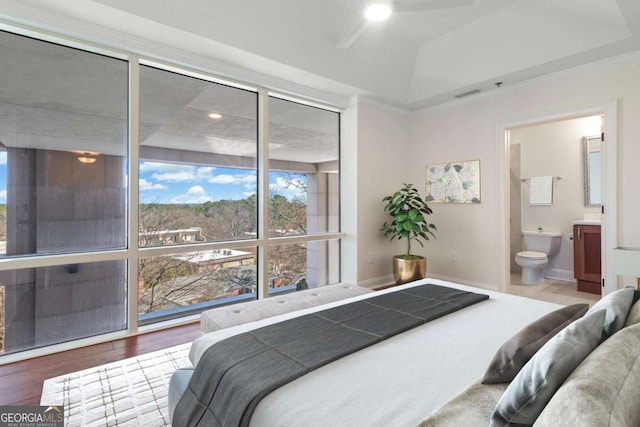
[509, 274, 600, 307]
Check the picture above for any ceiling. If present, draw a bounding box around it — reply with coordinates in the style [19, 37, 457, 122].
[0, 29, 340, 164]
[9, 0, 640, 110]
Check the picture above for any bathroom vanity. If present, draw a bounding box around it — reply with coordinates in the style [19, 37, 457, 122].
[573, 222, 601, 295]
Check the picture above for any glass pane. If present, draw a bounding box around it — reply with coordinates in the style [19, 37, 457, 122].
[0, 260, 127, 356]
[0, 31, 128, 256]
[138, 247, 257, 323]
[139, 66, 258, 247]
[269, 240, 340, 294]
[268, 97, 340, 238]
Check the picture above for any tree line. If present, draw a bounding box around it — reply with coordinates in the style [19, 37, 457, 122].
[138, 192, 308, 314]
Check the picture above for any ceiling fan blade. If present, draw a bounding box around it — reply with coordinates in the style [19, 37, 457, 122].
[394, 0, 474, 13]
[337, 18, 370, 48]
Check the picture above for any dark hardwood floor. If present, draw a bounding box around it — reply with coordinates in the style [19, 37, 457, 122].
[0, 322, 201, 406]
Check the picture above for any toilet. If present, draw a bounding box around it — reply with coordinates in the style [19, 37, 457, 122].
[515, 231, 562, 285]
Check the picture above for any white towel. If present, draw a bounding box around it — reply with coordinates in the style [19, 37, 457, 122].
[530, 176, 553, 205]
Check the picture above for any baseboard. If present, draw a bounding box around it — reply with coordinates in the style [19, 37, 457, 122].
[545, 268, 576, 283]
[357, 274, 394, 290]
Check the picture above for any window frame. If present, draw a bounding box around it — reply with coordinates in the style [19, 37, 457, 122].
[0, 25, 343, 363]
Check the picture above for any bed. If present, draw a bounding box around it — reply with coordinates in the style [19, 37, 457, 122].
[170, 278, 563, 426]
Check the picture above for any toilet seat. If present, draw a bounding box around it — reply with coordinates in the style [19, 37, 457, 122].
[515, 251, 548, 285]
[516, 251, 547, 260]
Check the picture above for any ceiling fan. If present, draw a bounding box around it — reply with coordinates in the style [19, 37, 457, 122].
[337, 0, 475, 48]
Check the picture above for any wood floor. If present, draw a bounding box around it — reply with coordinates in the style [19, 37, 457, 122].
[0, 322, 201, 406]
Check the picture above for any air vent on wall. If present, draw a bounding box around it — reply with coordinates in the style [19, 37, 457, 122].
[454, 89, 481, 99]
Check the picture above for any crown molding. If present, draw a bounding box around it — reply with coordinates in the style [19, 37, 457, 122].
[3, 0, 639, 117]
[412, 49, 640, 116]
[356, 96, 411, 116]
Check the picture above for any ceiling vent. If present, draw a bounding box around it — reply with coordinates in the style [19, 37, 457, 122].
[454, 89, 481, 99]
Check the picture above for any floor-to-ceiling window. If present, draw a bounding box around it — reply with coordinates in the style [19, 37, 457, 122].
[267, 97, 340, 292]
[0, 27, 341, 359]
[0, 30, 129, 355]
[137, 65, 259, 323]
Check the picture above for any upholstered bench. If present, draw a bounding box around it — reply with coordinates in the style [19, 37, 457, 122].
[200, 283, 373, 334]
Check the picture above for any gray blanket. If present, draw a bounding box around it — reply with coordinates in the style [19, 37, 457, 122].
[172, 283, 489, 427]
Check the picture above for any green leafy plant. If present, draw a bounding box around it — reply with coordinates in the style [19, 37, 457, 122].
[381, 183, 436, 259]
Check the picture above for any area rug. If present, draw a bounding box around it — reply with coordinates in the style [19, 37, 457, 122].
[41, 343, 192, 426]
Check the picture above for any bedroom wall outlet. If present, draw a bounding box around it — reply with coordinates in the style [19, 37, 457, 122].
[450, 251, 457, 262]
[367, 253, 376, 264]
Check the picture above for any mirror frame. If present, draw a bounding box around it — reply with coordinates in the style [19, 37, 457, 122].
[583, 135, 602, 207]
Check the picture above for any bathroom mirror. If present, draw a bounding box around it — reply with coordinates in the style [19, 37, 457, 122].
[583, 135, 602, 207]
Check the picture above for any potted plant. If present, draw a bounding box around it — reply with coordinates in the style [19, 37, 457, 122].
[381, 183, 437, 284]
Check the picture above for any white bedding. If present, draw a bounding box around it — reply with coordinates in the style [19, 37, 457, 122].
[189, 278, 561, 427]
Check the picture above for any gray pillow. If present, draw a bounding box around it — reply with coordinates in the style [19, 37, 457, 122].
[624, 299, 640, 327]
[490, 309, 606, 426]
[534, 322, 640, 426]
[587, 287, 635, 338]
[482, 304, 589, 384]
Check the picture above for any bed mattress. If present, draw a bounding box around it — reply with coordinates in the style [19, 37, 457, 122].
[186, 279, 561, 427]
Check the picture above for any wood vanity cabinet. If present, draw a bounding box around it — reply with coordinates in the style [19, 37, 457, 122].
[573, 224, 601, 295]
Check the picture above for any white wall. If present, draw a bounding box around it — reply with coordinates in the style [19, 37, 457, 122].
[511, 116, 601, 280]
[408, 103, 498, 288]
[341, 98, 411, 288]
[408, 57, 640, 290]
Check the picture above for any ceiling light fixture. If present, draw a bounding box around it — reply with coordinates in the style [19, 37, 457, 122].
[77, 152, 98, 164]
[208, 112, 222, 119]
[365, 1, 392, 21]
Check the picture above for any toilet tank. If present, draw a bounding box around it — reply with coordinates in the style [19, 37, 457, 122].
[522, 231, 562, 257]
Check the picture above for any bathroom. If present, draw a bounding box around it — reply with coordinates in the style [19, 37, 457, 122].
[509, 115, 602, 300]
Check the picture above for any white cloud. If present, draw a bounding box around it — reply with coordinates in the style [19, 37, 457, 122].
[140, 162, 260, 200]
[208, 173, 256, 185]
[208, 174, 237, 184]
[140, 162, 224, 183]
[140, 162, 198, 182]
[171, 185, 212, 204]
[196, 167, 216, 179]
[271, 176, 304, 191]
[139, 162, 259, 188]
[0, 190, 5, 203]
[0, 152, 6, 165]
[139, 179, 168, 191]
[187, 185, 205, 195]
[269, 176, 307, 201]
[152, 171, 199, 182]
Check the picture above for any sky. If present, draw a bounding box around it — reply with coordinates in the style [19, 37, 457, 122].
[0, 157, 306, 205]
[138, 161, 306, 204]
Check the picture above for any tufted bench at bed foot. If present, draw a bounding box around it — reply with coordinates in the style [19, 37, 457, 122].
[200, 283, 373, 334]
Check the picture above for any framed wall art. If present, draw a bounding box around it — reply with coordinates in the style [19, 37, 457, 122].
[425, 160, 481, 203]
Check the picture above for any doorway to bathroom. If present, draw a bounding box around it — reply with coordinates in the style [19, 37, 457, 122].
[497, 100, 618, 304]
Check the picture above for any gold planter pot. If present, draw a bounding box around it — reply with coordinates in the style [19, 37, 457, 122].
[393, 255, 426, 285]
